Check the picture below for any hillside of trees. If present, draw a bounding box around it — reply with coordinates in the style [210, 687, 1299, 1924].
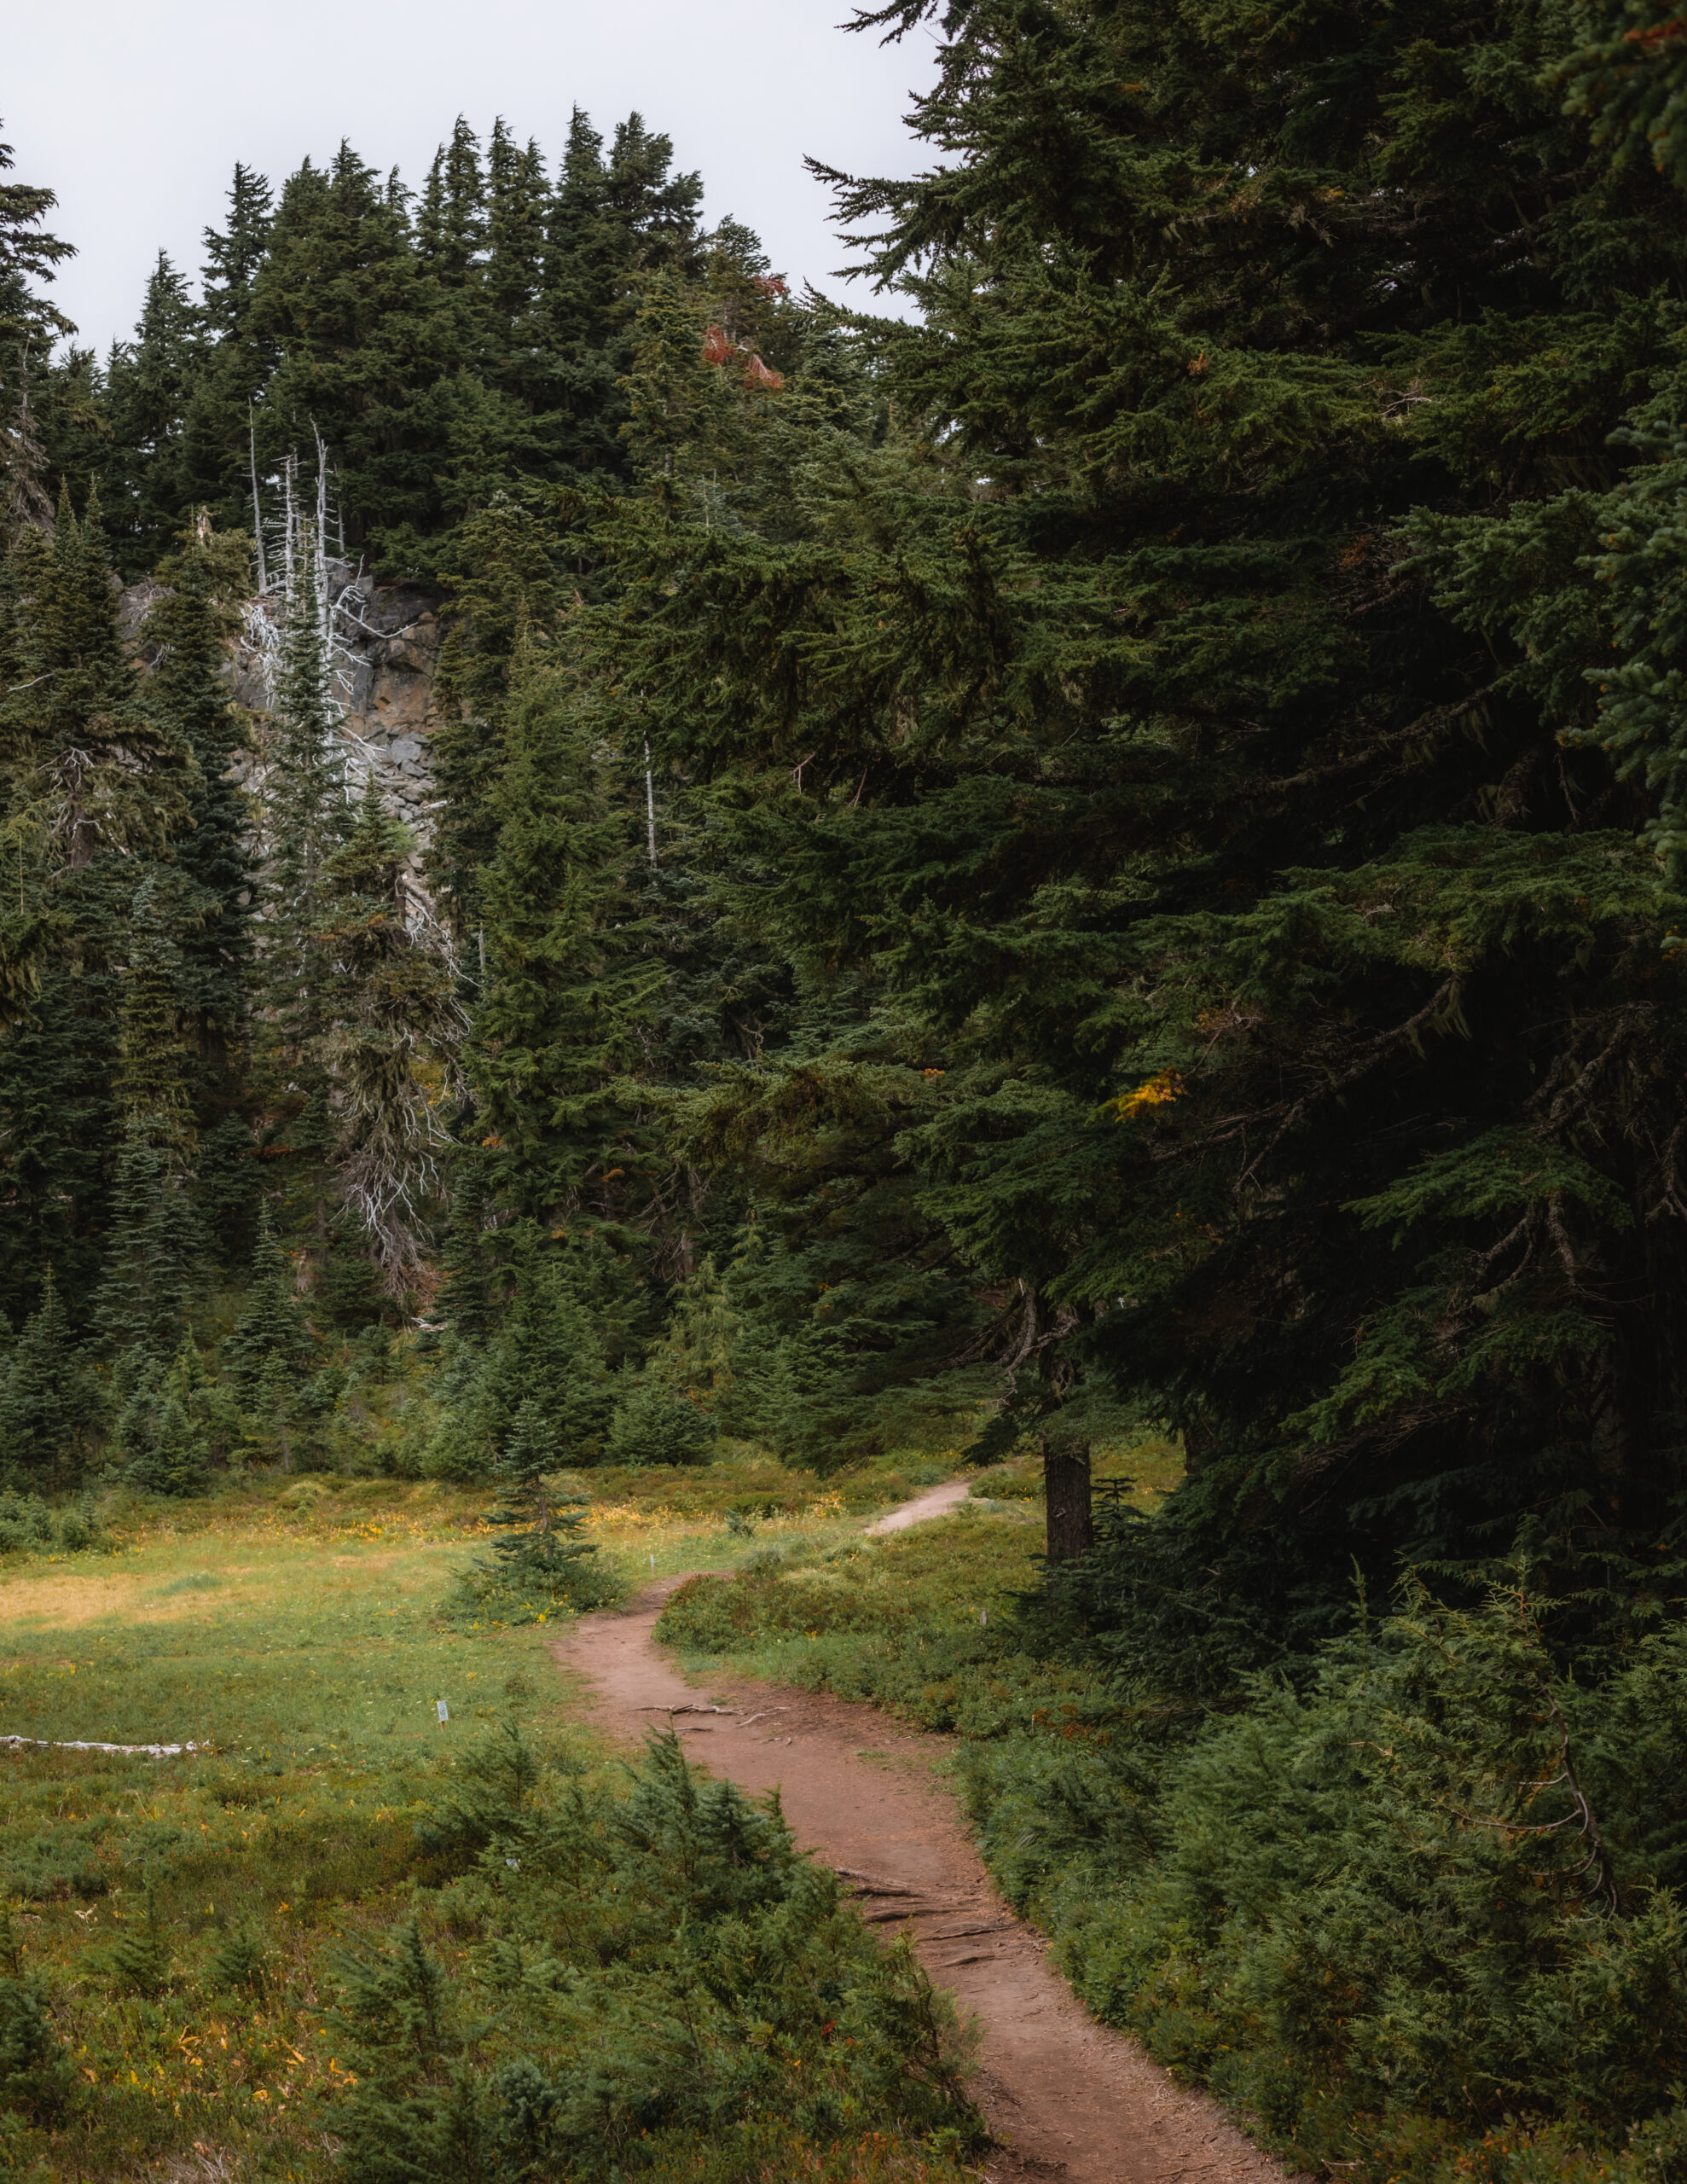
[9, 0, 1687, 2165]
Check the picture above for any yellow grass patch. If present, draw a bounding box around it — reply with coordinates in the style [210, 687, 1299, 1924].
[0, 1572, 156, 1628]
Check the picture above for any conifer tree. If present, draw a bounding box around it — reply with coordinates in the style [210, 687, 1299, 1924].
[0, 134, 72, 333]
[415, 119, 484, 288]
[644, 1255, 739, 1410]
[225, 1214, 314, 1466]
[200, 165, 274, 342]
[467, 637, 658, 1228]
[250, 145, 445, 562]
[478, 1395, 603, 1605]
[432, 1238, 611, 1477]
[0, 495, 194, 1315]
[620, 273, 752, 502]
[434, 1154, 496, 1343]
[196, 1113, 259, 1270]
[605, 1377, 715, 1467]
[139, 518, 255, 1092]
[590, 0, 1687, 1664]
[428, 494, 559, 941]
[94, 914, 205, 1356]
[9, 111, 722, 574]
[0, 1271, 90, 1487]
[118, 1341, 214, 1497]
[0, 353, 51, 543]
[102, 254, 201, 572]
[484, 121, 547, 330]
[184, 166, 277, 534]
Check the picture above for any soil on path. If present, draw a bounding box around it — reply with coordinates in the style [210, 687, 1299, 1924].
[551, 1493, 1292, 2184]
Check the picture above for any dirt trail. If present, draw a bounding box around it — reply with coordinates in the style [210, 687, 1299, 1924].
[552, 1490, 1290, 2184]
[863, 1475, 972, 1533]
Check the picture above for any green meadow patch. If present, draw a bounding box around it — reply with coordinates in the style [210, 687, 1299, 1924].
[0, 1469, 978, 2181]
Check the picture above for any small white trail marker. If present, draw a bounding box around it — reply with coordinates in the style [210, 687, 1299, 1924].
[979, 1607, 988, 1627]
[436, 1700, 449, 1724]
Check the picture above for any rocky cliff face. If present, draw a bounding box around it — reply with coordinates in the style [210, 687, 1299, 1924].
[123, 570, 451, 848]
[240, 572, 449, 841]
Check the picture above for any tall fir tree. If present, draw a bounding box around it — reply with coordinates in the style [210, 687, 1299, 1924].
[94, 909, 204, 1356]
[583, 0, 1687, 1664]
[415, 119, 485, 288]
[428, 494, 559, 943]
[102, 253, 201, 573]
[472, 1394, 605, 1611]
[184, 164, 276, 531]
[0, 132, 74, 554]
[140, 518, 255, 1093]
[0, 494, 194, 1319]
[0, 1269, 90, 1488]
[467, 634, 659, 1232]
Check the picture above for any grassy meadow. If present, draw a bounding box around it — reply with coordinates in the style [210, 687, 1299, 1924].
[0, 1454, 977, 2182]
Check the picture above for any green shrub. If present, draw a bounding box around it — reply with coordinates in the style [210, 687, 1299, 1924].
[54, 1496, 107, 1553]
[606, 1381, 717, 1467]
[0, 1978, 75, 2122]
[0, 1493, 54, 1554]
[207, 1922, 271, 1996]
[124, 1393, 210, 1496]
[328, 1730, 982, 2182]
[959, 1578, 1687, 2178]
[93, 1886, 171, 1999]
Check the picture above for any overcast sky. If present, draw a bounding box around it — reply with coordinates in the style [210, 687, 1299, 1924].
[7, 0, 941, 356]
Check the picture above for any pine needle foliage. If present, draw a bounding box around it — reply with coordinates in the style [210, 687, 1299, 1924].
[466, 636, 660, 1232]
[0, 1270, 93, 1489]
[456, 1397, 614, 1622]
[576, 0, 1687, 1668]
[963, 1570, 1687, 2177]
[328, 1728, 982, 2182]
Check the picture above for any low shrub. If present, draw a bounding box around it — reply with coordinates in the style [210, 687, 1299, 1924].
[0, 1493, 54, 1554]
[959, 1578, 1687, 2181]
[662, 1508, 1687, 2184]
[328, 1728, 983, 2182]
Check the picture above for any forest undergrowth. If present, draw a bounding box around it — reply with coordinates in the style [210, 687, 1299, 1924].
[0, 1459, 979, 2181]
[660, 1456, 1687, 2184]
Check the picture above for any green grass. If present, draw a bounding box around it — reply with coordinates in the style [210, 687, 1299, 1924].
[0, 1456, 978, 2181]
[658, 1501, 1111, 1743]
[654, 1433, 1181, 1738]
[0, 1502, 566, 2175]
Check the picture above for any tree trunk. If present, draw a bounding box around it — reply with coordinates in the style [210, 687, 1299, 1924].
[1042, 1429, 1093, 1563]
[1181, 1416, 1216, 1479]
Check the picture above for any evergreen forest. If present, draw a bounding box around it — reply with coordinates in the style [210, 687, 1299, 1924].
[8, 0, 1687, 2176]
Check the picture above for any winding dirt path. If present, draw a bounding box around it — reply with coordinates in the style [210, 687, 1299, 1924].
[551, 1491, 1291, 2184]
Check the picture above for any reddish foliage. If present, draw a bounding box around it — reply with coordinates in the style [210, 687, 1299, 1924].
[700, 324, 786, 391]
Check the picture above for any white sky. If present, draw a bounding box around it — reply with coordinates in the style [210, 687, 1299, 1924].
[7, 0, 941, 354]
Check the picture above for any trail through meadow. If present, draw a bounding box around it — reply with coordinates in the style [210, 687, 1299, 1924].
[553, 1484, 1293, 2184]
